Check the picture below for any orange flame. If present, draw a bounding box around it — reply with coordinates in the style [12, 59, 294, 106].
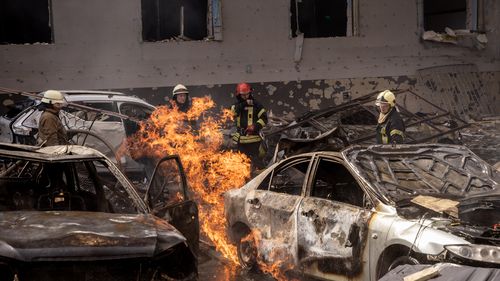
[243, 230, 299, 281]
[127, 96, 295, 280]
[127, 96, 250, 264]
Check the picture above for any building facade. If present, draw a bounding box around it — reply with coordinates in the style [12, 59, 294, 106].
[1, 0, 499, 118]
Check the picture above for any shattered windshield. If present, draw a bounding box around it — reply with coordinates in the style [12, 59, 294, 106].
[345, 145, 499, 203]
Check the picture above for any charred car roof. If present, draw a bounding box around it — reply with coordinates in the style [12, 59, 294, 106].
[0, 143, 105, 162]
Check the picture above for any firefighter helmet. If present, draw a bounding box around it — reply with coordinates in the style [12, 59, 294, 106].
[375, 90, 396, 107]
[41, 90, 66, 105]
[172, 84, 189, 97]
[236, 83, 251, 95]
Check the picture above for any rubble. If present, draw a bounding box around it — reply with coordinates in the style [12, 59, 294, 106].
[262, 89, 470, 164]
[460, 116, 500, 165]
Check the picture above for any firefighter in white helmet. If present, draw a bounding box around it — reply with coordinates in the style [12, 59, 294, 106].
[375, 90, 405, 144]
[37, 90, 68, 146]
[170, 84, 192, 113]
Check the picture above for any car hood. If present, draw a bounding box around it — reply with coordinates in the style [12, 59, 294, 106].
[0, 211, 186, 262]
[343, 144, 499, 204]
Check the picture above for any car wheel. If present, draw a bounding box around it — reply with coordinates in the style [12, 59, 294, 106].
[387, 255, 419, 273]
[377, 246, 421, 279]
[237, 232, 258, 270]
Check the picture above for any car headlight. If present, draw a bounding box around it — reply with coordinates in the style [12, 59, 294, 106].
[444, 244, 500, 265]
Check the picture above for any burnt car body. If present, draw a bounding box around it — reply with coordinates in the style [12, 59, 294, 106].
[224, 144, 499, 280]
[0, 143, 199, 281]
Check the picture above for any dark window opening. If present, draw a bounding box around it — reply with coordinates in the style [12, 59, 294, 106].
[310, 158, 365, 207]
[0, 0, 52, 44]
[141, 0, 208, 41]
[424, 0, 467, 32]
[291, 0, 350, 38]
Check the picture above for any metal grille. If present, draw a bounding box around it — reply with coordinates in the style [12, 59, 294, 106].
[417, 64, 494, 119]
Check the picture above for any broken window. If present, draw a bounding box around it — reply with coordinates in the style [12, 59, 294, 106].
[290, 0, 358, 38]
[423, 0, 481, 32]
[310, 158, 365, 207]
[141, 0, 222, 41]
[0, 0, 53, 44]
[268, 158, 311, 196]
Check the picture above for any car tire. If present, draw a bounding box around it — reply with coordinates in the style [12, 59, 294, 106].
[237, 232, 258, 271]
[377, 246, 420, 279]
[387, 255, 419, 274]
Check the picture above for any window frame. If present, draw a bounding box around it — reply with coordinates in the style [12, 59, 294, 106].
[264, 156, 313, 196]
[307, 155, 371, 209]
[140, 0, 222, 42]
[418, 0, 484, 34]
[290, 0, 359, 39]
[0, 0, 54, 45]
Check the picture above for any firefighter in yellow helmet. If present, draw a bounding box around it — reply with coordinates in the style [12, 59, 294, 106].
[37, 90, 68, 146]
[375, 90, 405, 144]
[231, 83, 268, 169]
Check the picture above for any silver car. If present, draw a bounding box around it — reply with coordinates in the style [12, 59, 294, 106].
[1, 90, 156, 176]
[224, 144, 500, 280]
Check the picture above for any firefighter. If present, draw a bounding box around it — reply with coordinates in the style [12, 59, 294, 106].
[231, 83, 268, 169]
[170, 84, 192, 113]
[37, 90, 68, 146]
[375, 90, 405, 144]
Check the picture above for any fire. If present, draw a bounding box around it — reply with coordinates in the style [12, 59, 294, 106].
[243, 230, 299, 281]
[127, 96, 295, 280]
[127, 96, 250, 264]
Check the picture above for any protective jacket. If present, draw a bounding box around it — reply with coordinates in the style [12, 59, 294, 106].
[231, 97, 267, 144]
[37, 108, 68, 146]
[376, 108, 405, 144]
[170, 98, 192, 113]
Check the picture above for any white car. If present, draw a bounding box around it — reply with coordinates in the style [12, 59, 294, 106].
[2, 90, 156, 176]
[224, 144, 500, 280]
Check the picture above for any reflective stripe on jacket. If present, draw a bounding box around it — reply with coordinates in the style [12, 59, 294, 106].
[230, 99, 267, 144]
[376, 108, 405, 144]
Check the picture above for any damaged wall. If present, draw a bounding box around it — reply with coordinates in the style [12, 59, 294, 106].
[0, 0, 499, 117]
[120, 71, 499, 120]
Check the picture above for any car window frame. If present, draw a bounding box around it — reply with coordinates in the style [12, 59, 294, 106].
[71, 100, 121, 122]
[118, 102, 154, 120]
[306, 153, 374, 209]
[261, 155, 314, 197]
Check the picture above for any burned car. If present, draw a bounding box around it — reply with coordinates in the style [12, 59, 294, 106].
[224, 144, 499, 280]
[0, 143, 198, 281]
[0, 90, 156, 177]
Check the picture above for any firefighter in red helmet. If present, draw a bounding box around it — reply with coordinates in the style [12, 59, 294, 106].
[231, 83, 268, 169]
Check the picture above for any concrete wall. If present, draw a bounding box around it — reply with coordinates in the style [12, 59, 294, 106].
[0, 0, 499, 115]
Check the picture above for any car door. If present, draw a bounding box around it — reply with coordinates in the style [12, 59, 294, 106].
[145, 155, 199, 257]
[245, 156, 313, 263]
[297, 154, 373, 279]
